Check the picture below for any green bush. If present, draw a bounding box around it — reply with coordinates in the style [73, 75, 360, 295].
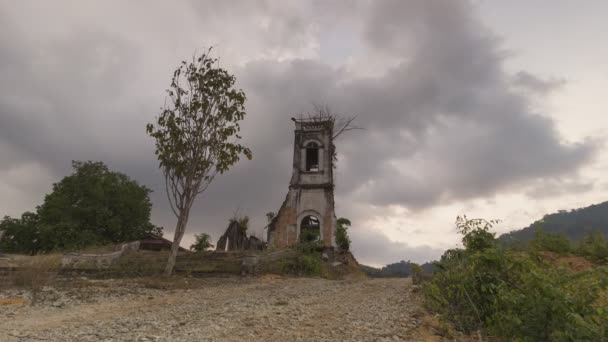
[336, 217, 351, 250]
[423, 216, 608, 341]
[190, 233, 214, 252]
[529, 229, 572, 255]
[283, 254, 321, 276]
[279, 241, 323, 276]
[299, 228, 320, 243]
[577, 232, 608, 264]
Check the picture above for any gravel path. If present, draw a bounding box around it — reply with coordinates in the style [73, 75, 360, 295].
[0, 277, 431, 341]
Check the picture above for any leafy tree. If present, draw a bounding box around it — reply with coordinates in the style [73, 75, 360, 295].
[0, 161, 161, 254]
[190, 233, 214, 252]
[146, 48, 252, 275]
[0, 212, 41, 254]
[336, 217, 351, 250]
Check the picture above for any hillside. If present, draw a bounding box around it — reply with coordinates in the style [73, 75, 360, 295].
[499, 200, 608, 243]
[361, 260, 435, 277]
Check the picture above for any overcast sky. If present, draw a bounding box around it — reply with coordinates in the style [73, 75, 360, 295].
[1, 1, 607, 267]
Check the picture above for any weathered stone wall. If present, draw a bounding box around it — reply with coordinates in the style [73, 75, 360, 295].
[269, 187, 335, 248]
[60, 241, 140, 269]
[268, 194, 298, 248]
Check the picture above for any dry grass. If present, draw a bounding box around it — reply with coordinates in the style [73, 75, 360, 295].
[0, 297, 28, 305]
[539, 251, 596, 273]
[11, 254, 62, 304]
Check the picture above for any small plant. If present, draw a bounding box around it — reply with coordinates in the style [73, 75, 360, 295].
[190, 233, 214, 252]
[283, 254, 321, 276]
[229, 212, 250, 233]
[336, 217, 351, 251]
[299, 228, 320, 243]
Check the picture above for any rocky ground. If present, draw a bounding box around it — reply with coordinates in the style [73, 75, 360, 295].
[0, 276, 449, 341]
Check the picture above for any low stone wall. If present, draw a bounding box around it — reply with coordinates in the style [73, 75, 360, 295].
[61, 241, 140, 269]
[240, 250, 295, 275]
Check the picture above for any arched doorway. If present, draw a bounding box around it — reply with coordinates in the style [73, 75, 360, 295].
[299, 215, 320, 242]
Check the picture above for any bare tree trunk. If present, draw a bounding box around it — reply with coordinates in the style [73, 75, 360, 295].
[164, 207, 191, 276]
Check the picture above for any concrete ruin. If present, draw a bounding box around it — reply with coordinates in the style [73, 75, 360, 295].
[216, 221, 265, 251]
[267, 118, 337, 248]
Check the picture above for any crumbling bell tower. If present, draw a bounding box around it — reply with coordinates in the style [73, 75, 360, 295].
[267, 118, 337, 248]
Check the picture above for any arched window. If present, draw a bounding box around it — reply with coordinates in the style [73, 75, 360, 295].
[305, 141, 319, 171]
[300, 215, 320, 242]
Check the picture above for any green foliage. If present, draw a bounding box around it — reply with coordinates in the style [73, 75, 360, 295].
[146, 48, 252, 276]
[0, 212, 41, 254]
[238, 216, 249, 232]
[336, 217, 351, 250]
[577, 231, 608, 263]
[424, 216, 608, 341]
[296, 240, 323, 254]
[530, 229, 572, 255]
[190, 233, 214, 252]
[279, 241, 323, 276]
[361, 260, 436, 278]
[283, 253, 322, 276]
[145, 48, 252, 207]
[299, 228, 320, 243]
[0, 161, 161, 254]
[229, 213, 249, 233]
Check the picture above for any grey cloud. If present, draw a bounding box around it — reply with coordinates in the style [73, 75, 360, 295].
[513, 71, 566, 94]
[350, 226, 444, 266]
[525, 178, 595, 198]
[0, 1, 600, 265]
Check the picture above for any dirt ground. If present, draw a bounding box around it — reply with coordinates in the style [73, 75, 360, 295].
[0, 276, 457, 341]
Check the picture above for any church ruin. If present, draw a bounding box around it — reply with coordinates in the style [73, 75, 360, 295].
[267, 117, 337, 248]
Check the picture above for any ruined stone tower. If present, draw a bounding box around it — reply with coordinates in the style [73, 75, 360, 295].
[267, 118, 337, 248]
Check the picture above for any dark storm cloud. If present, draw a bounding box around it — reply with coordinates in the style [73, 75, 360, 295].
[231, 0, 596, 213]
[0, 1, 599, 265]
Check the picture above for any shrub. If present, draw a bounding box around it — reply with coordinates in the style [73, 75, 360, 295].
[336, 217, 351, 251]
[423, 216, 608, 341]
[190, 233, 214, 252]
[283, 254, 321, 276]
[299, 228, 320, 243]
[281, 242, 323, 276]
[577, 231, 608, 263]
[529, 229, 572, 255]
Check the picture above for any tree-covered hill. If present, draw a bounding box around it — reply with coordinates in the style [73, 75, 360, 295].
[360, 260, 435, 277]
[499, 200, 608, 244]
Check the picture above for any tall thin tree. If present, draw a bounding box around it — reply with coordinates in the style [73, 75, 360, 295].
[147, 48, 252, 275]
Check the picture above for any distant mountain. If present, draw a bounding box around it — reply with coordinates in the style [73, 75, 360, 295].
[499, 200, 608, 244]
[360, 260, 436, 277]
